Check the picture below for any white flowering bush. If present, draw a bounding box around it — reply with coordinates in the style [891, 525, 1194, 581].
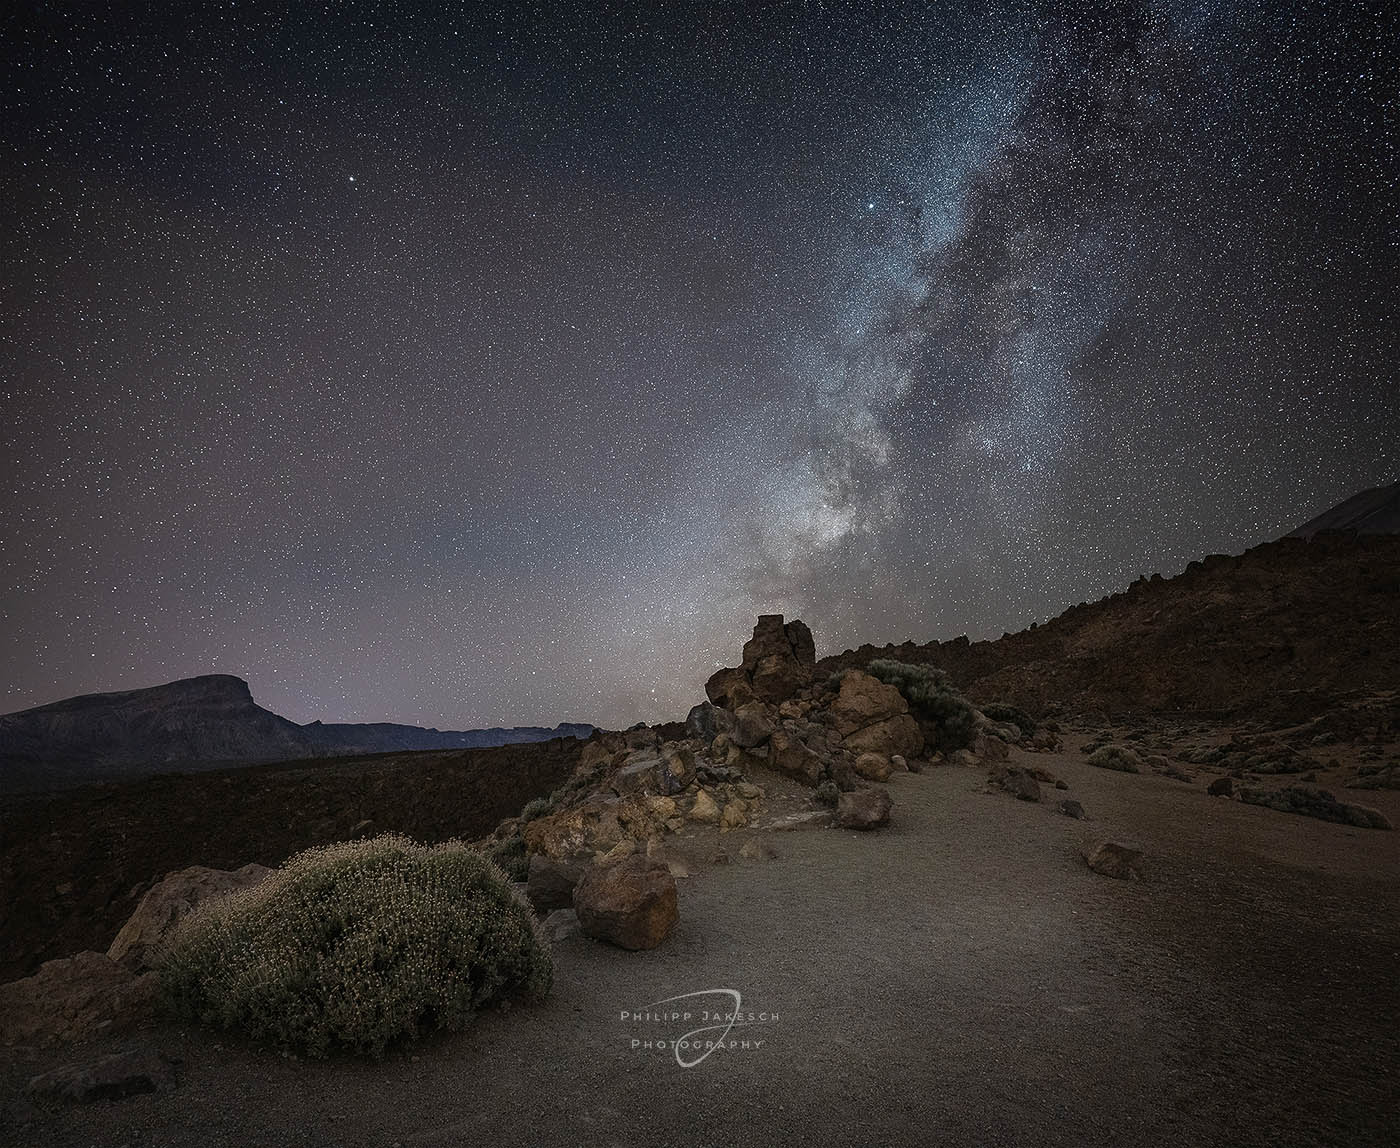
[156, 834, 552, 1058]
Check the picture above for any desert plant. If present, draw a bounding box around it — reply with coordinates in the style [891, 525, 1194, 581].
[487, 833, 530, 881]
[814, 779, 840, 808]
[519, 795, 554, 824]
[157, 834, 551, 1059]
[866, 659, 978, 751]
[1086, 744, 1143, 774]
[981, 703, 1036, 738]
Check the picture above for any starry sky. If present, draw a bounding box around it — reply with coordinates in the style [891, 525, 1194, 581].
[2, 0, 1396, 730]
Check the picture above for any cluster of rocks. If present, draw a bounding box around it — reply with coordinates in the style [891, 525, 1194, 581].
[484, 615, 943, 950]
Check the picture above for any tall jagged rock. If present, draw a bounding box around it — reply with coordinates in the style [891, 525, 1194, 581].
[706, 615, 816, 707]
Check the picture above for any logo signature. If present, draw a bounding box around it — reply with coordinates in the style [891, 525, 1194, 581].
[621, 988, 778, 1067]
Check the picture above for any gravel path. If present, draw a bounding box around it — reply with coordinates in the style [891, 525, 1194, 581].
[5, 743, 1398, 1147]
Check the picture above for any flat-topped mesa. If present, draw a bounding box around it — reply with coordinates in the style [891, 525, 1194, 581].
[706, 615, 816, 708]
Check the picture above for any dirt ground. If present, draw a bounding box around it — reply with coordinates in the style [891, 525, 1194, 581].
[4, 739, 1398, 1148]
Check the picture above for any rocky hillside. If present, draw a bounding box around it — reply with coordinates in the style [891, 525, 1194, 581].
[819, 532, 1400, 726]
[0, 675, 593, 793]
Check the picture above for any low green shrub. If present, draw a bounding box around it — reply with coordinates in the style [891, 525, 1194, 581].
[157, 834, 551, 1059]
[866, 659, 978, 751]
[519, 796, 554, 824]
[981, 703, 1036, 738]
[487, 833, 529, 882]
[1087, 744, 1142, 774]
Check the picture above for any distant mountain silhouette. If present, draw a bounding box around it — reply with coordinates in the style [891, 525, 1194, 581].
[0, 675, 593, 792]
[1287, 479, 1400, 538]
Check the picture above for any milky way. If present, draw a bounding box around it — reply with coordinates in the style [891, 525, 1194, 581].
[2, 1, 1395, 729]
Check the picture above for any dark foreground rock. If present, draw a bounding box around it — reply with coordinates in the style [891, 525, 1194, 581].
[0, 952, 156, 1047]
[573, 855, 678, 950]
[27, 1046, 177, 1102]
[1080, 840, 1144, 880]
[526, 854, 585, 913]
[991, 764, 1042, 802]
[835, 787, 893, 830]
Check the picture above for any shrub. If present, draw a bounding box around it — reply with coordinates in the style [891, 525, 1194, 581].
[519, 796, 554, 824]
[157, 834, 551, 1059]
[1087, 744, 1143, 774]
[866, 659, 978, 751]
[487, 833, 529, 882]
[814, 780, 840, 808]
[981, 703, 1036, 738]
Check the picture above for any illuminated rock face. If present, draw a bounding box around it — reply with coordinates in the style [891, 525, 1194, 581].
[705, 614, 816, 708]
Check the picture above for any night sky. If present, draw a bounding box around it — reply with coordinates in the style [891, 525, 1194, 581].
[2, 1, 1396, 731]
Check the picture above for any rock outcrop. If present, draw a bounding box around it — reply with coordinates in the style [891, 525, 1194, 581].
[706, 615, 816, 707]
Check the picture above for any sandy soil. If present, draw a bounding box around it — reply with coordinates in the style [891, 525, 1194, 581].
[4, 740, 1398, 1148]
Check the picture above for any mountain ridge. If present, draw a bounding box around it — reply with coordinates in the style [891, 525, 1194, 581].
[0, 675, 593, 793]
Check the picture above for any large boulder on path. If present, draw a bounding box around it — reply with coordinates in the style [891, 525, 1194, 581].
[107, 863, 271, 970]
[706, 615, 816, 707]
[829, 671, 924, 759]
[835, 787, 893, 830]
[0, 952, 157, 1047]
[573, 855, 678, 950]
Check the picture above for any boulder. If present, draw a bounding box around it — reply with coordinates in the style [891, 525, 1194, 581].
[1080, 840, 1144, 880]
[730, 702, 775, 748]
[108, 862, 270, 969]
[685, 701, 736, 744]
[738, 838, 778, 862]
[843, 714, 924, 759]
[835, 787, 893, 830]
[1058, 799, 1087, 819]
[526, 854, 585, 913]
[573, 855, 679, 950]
[972, 732, 1010, 763]
[853, 752, 894, 782]
[689, 789, 721, 824]
[1207, 776, 1234, 797]
[828, 671, 908, 736]
[991, 764, 1042, 802]
[0, 953, 157, 1047]
[768, 729, 825, 785]
[26, 1046, 176, 1103]
[720, 801, 749, 830]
